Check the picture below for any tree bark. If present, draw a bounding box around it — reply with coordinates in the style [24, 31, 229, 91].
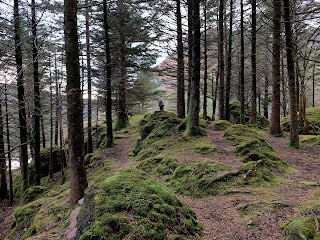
[14, 0, 29, 193]
[31, 0, 41, 186]
[202, 0, 208, 120]
[86, 0, 93, 154]
[270, 0, 282, 136]
[240, 0, 245, 124]
[5, 83, 13, 204]
[64, 0, 88, 204]
[185, 0, 201, 135]
[225, 0, 233, 121]
[176, 0, 185, 119]
[283, 0, 299, 148]
[54, 54, 59, 146]
[115, 0, 128, 130]
[218, 0, 225, 120]
[251, 0, 257, 123]
[103, 0, 113, 147]
[0, 98, 8, 200]
[187, 0, 193, 114]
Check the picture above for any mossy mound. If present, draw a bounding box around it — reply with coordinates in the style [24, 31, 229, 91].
[229, 101, 269, 129]
[134, 111, 183, 156]
[224, 124, 287, 181]
[213, 120, 232, 131]
[80, 168, 202, 240]
[282, 217, 320, 240]
[281, 107, 320, 135]
[22, 186, 47, 204]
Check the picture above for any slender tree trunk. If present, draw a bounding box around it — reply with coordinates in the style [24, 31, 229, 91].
[54, 54, 59, 146]
[176, 0, 185, 118]
[270, 0, 282, 135]
[103, 0, 113, 147]
[251, 0, 257, 123]
[0, 100, 8, 200]
[185, 0, 201, 135]
[86, 0, 93, 154]
[283, 0, 299, 148]
[95, 98, 100, 150]
[281, 53, 287, 117]
[264, 72, 269, 119]
[218, 0, 225, 120]
[312, 64, 315, 107]
[58, 82, 65, 182]
[31, 0, 41, 186]
[202, 0, 208, 120]
[225, 0, 233, 121]
[213, 68, 219, 121]
[14, 0, 29, 193]
[64, 0, 88, 204]
[240, 0, 245, 124]
[49, 64, 53, 180]
[115, 0, 128, 130]
[187, 0, 193, 113]
[5, 83, 13, 205]
[40, 107, 46, 148]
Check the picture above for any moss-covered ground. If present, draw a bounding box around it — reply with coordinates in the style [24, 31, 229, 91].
[3, 110, 320, 240]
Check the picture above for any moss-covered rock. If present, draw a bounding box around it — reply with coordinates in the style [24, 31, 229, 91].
[282, 216, 320, 240]
[22, 186, 47, 204]
[80, 168, 202, 240]
[281, 107, 320, 135]
[229, 101, 269, 129]
[213, 120, 232, 131]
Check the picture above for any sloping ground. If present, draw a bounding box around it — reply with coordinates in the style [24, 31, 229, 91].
[2, 112, 320, 240]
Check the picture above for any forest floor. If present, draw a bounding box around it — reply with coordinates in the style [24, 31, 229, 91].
[1, 119, 320, 240]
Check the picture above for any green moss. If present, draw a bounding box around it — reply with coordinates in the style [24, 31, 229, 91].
[298, 181, 320, 187]
[213, 120, 233, 131]
[80, 168, 202, 239]
[193, 142, 216, 155]
[282, 217, 320, 240]
[22, 186, 48, 204]
[281, 107, 320, 135]
[85, 151, 102, 166]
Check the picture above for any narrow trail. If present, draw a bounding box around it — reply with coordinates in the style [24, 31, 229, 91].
[178, 126, 320, 240]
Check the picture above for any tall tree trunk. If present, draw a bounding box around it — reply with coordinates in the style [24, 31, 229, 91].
[312, 64, 315, 107]
[283, 0, 299, 148]
[14, 0, 29, 193]
[49, 63, 53, 180]
[176, 0, 185, 118]
[218, 0, 225, 120]
[103, 0, 113, 148]
[58, 82, 65, 182]
[0, 99, 8, 200]
[270, 0, 282, 136]
[281, 53, 287, 117]
[54, 54, 59, 146]
[115, 0, 128, 130]
[225, 0, 233, 121]
[251, 0, 257, 123]
[32, 0, 41, 186]
[64, 0, 88, 204]
[95, 98, 100, 150]
[202, 0, 208, 120]
[40, 106, 46, 148]
[86, 0, 93, 154]
[187, 0, 193, 114]
[5, 83, 13, 205]
[213, 68, 219, 121]
[185, 0, 201, 135]
[240, 0, 245, 124]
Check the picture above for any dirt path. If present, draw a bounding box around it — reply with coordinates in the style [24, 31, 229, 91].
[179, 126, 320, 240]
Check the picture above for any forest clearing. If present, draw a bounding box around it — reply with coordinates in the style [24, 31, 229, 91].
[1, 0, 320, 239]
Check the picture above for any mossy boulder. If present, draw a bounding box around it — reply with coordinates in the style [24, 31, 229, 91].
[281, 107, 320, 135]
[80, 168, 202, 239]
[282, 217, 320, 240]
[213, 120, 232, 131]
[229, 101, 269, 129]
[29, 147, 65, 181]
[22, 186, 47, 204]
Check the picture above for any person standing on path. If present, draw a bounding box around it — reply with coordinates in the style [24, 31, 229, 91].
[159, 100, 164, 111]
